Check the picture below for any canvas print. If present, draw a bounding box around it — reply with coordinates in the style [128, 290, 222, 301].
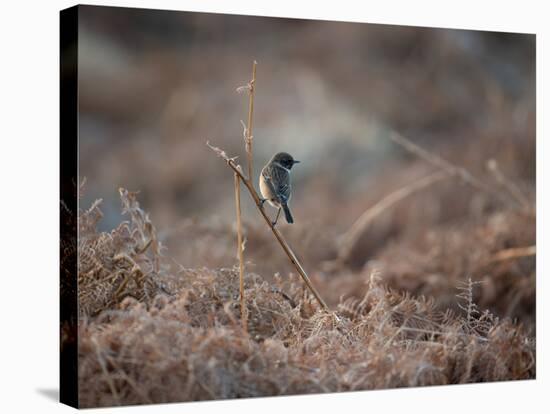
[60, 5, 536, 408]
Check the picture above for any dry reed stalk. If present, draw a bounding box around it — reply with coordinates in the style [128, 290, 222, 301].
[388, 131, 512, 205]
[234, 172, 247, 330]
[231, 61, 257, 328]
[489, 245, 536, 263]
[207, 142, 330, 312]
[237, 61, 257, 181]
[245, 61, 257, 180]
[486, 158, 532, 212]
[336, 170, 450, 264]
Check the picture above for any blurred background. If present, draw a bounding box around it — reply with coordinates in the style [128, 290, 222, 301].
[78, 6, 535, 329]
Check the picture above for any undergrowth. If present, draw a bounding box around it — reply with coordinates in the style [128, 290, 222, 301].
[76, 190, 535, 407]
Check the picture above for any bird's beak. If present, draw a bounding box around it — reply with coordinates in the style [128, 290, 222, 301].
[293, 160, 301, 164]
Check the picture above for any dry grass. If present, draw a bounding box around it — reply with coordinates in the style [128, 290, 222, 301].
[376, 208, 536, 326]
[78, 188, 167, 317]
[76, 189, 535, 407]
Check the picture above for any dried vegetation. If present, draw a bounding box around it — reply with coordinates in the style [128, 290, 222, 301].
[76, 186, 535, 407]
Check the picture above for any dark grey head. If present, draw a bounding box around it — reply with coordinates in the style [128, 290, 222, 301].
[272, 152, 300, 170]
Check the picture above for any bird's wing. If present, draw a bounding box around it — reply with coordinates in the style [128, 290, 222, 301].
[269, 165, 291, 202]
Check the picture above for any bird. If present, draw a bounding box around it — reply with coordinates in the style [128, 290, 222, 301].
[259, 152, 300, 225]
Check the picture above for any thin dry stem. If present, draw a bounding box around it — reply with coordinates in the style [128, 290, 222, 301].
[487, 158, 532, 211]
[388, 132, 512, 205]
[336, 170, 450, 264]
[489, 245, 536, 263]
[240, 61, 257, 181]
[234, 172, 247, 330]
[207, 142, 330, 312]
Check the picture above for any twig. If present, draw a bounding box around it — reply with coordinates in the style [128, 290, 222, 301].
[388, 131, 512, 205]
[207, 142, 330, 312]
[488, 245, 536, 263]
[399, 326, 489, 343]
[335, 170, 450, 264]
[486, 158, 532, 211]
[234, 172, 247, 330]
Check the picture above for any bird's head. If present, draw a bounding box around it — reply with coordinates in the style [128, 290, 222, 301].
[272, 152, 300, 170]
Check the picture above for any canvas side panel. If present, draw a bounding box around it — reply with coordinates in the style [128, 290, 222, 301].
[60, 5, 78, 409]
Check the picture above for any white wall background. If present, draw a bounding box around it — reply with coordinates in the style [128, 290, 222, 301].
[0, 0, 546, 413]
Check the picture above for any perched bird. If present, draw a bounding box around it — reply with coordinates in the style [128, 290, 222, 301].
[259, 152, 300, 225]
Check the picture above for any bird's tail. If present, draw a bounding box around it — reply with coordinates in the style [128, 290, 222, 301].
[282, 203, 294, 224]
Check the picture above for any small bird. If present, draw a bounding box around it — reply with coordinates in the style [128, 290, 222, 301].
[259, 152, 300, 225]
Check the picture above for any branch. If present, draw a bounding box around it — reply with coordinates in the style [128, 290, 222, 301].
[207, 142, 330, 312]
[488, 245, 536, 263]
[388, 132, 512, 206]
[486, 158, 533, 212]
[335, 170, 450, 264]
